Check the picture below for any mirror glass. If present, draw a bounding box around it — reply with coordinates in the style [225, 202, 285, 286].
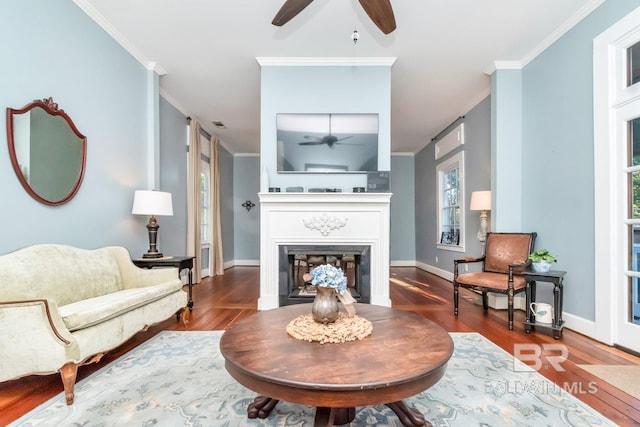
[6, 97, 86, 205]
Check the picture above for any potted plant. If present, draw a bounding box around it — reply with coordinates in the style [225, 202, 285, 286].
[528, 249, 557, 273]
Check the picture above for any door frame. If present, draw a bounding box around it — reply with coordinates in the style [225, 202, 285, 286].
[593, 5, 640, 350]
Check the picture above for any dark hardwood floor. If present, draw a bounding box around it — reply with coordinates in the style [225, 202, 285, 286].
[1, 266, 639, 426]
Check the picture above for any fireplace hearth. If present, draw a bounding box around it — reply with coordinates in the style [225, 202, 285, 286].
[279, 245, 371, 306]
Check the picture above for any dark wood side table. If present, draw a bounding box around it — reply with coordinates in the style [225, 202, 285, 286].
[220, 303, 454, 427]
[132, 256, 195, 311]
[523, 269, 566, 339]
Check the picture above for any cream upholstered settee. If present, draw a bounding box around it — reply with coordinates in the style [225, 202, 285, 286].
[0, 244, 188, 404]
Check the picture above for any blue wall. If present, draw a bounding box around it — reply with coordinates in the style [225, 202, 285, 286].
[259, 64, 391, 191]
[415, 96, 492, 271]
[233, 155, 260, 262]
[390, 155, 416, 262]
[159, 97, 188, 257]
[0, 0, 151, 256]
[518, 0, 640, 321]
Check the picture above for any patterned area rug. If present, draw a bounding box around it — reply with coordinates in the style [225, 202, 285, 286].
[10, 331, 615, 426]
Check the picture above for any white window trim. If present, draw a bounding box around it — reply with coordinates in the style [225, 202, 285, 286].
[435, 123, 464, 160]
[436, 151, 465, 252]
[593, 5, 640, 346]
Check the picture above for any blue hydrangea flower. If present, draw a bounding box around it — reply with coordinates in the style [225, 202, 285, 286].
[309, 264, 348, 295]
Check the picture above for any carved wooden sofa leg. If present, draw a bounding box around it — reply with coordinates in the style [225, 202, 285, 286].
[177, 307, 190, 327]
[59, 352, 106, 405]
[59, 362, 79, 405]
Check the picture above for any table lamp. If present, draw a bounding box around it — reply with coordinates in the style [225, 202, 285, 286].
[132, 190, 173, 258]
[470, 190, 491, 245]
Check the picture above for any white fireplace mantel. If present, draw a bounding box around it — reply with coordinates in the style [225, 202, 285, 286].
[258, 192, 392, 310]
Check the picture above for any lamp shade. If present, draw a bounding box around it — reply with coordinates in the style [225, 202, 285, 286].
[469, 191, 491, 211]
[132, 190, 173, 216]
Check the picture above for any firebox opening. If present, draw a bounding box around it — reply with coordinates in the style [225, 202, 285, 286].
[278, 245, 371, 306]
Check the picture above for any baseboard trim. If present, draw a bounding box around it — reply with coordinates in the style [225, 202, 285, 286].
[390, 260, 416, 267]
[562, 312, 596, 338]
[229, 259, 260, 267]
[416, 261, 453, 281]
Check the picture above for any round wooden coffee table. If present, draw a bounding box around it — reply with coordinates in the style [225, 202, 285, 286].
[219, 303, 453, 427]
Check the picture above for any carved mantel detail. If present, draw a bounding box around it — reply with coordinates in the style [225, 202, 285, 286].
[302, 213, 347, 236]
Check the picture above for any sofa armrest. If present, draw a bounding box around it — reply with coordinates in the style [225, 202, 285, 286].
[108, 247, 180, 289]
[0, 299, 79, 381]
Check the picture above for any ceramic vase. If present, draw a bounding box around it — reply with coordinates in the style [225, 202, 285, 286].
[531, 260, 552, 273]
[312, 286, 339, 324]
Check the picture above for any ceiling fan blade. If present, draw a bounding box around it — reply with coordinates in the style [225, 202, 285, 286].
[272, 0, 314, 26]
[357, 0, 396, 34]
[299, 141, 326, 145]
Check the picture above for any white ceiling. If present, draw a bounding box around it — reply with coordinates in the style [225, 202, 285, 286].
[75, 0, 601, 154]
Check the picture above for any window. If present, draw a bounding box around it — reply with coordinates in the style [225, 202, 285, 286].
[199, 134, 211, 245]
[437, 151, 465, 251]
[628, 40, 640, 87]
[626, 116, 640, 325]
[200, 165, 210, 244]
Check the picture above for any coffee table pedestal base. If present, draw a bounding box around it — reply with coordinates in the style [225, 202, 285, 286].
[247, 395, 430, 427]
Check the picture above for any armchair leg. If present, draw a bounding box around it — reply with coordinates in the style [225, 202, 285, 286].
[453, 283, 459, 316]
[482, 292, 488, 311]
[507, 291, 514, 330]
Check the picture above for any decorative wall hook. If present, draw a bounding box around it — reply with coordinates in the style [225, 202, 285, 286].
[241, 200, 256, 212]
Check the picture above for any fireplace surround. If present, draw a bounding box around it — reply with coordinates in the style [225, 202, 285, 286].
[259, 192, 391, 310]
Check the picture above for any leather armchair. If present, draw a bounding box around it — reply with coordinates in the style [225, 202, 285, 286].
[453, 232, 537, 329]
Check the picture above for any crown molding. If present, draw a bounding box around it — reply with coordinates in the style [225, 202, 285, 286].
[256, 57, 397, 67]
[159, 88, 190, 117]
[485, 61, 523, 75]
[484, 0, 605, 74]
[520, 0, 606, 67]
[147, 62, 167, 76]
[73, 0, 166, 75]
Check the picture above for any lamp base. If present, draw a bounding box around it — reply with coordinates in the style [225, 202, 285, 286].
[142, 216, 165, 259]
[142, 251, 164, 259]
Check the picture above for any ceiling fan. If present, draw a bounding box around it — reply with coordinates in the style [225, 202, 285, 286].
[298, 134, 355, 148]
[272, 0, 396, 35]
[297, 115, 363, 148]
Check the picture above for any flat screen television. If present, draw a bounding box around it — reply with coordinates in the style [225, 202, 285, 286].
[276, 113, 378, 173]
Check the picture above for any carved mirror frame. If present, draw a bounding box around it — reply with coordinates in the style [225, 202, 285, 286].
[6, 97, 87, 206]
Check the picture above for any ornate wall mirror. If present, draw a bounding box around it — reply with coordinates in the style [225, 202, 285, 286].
[6, 97, 86, 205]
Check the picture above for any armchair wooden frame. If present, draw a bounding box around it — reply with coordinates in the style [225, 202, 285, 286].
[453, 232, 537, 330]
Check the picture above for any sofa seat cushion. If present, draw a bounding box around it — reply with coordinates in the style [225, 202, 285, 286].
[59, 280, 182, 332]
